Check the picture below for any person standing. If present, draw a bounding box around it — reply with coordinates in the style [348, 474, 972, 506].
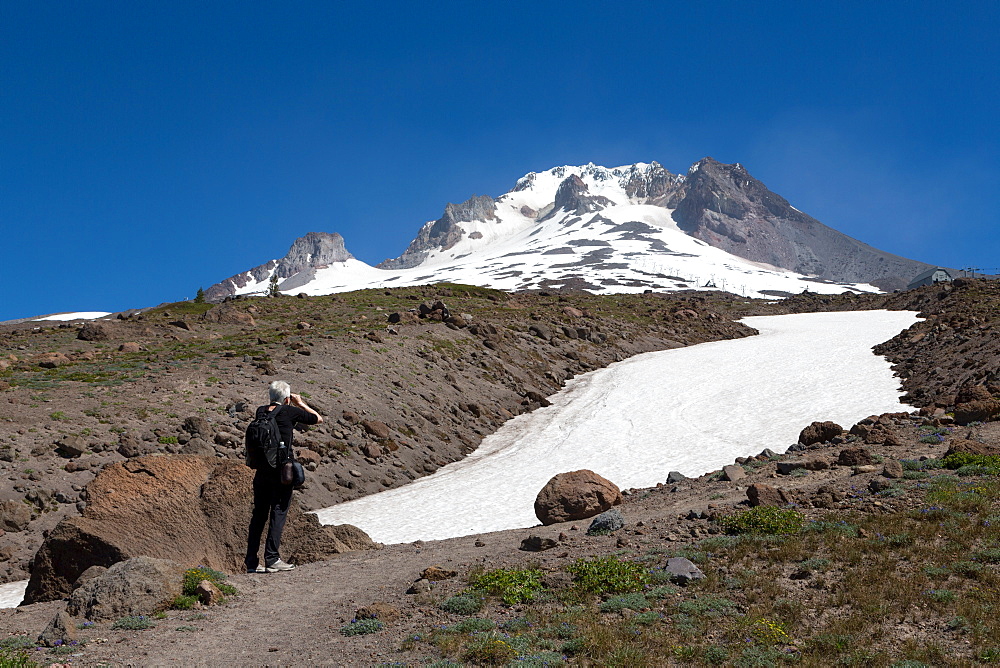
[245, 380, 323, 573]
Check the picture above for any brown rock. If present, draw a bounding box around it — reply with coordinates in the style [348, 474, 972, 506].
[56, 435, 86, 458]
[23, 455, 379, 604]
[520, 535, 559, 551]
[721, 465, 746, 482]
[0, 499, 32, 532]
[746, 483, 791, 507]
[945, 439, 1000, 457]
[35, 352, 71, 369]
[798, 421, 843, 446]
[534, 470, 622, 525]
[195, 579, 224, 606]
[837, 447, 875, 467]
[66, 556, 185, 621]
[201, 305, 255, 326]
[421, 566, 457, 581]
[342, 410, 360, 424]
[118, 342, 142, 353]
[355, 602, 400, 623]
[77, 322, 113, 341]
[182, 416, 214, 437]
[882, 460, 905, 479]
[37, 610, 77, 647]
[296, 449, 322, 467]
[956, 384, 993, 404]
[954, 399, 1000, 425]
[361, 420, 391, 439]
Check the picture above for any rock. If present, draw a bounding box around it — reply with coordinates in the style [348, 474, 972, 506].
[852, 465, 879, 474]
[181, 416, 213, 438]
[868, 478, 891, 493]
[803, 459, 830, 471]
[775, 462, 802, 475]
[355, 602, 400, 623]
[534, 470, 622, 525]
[420, 566, 456, 581]
[587, 508, 625, 535]
[73, 565, 107, 590]
[23, 455, 380, 604]
[666, 471, 687, 483]
[35, 352, 71, 369]
[519, 536, 559, 552]
[117, 434, 147, 459]
[954, 399, 1000, 425]
[746, 483, 791, 507]
[67, 556, 186, 621]
[181, 438, 215, 456]
[0, 499, 32, 532]
[837, 447, 875, 467]
[118, 342, 142, 353]
[882, 460, 905, 479]
[528, 324, 551, 340]
[201, 305, 255, 326]
[194, 579, 224, 606]
[945, 439, 1000, 457]
[168, 320, 191, 330]
[406, 579, 432, 595]
[296, 449, 322, 467]
[663, 557, 705, 584]
[37, 610, 77, 647]
[361, 420, 391, 439]
[721, 465, 746, 482]
[798, 421, 843, 446]
[55, 435, 87, 458]
[77, 322, 112, 341]
[956, 384, 993, 404]
[296, 322, 312, 330]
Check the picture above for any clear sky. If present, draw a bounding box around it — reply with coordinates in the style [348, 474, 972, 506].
[3, 1, 998, 321]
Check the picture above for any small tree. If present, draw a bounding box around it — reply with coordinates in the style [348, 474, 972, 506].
[194, 287, 205, 303]
[268, 275, 280, 297]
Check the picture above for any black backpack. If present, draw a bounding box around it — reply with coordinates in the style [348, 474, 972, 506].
[245, 405, 285, 469]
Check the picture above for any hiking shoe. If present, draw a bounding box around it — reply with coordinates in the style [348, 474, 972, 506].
[246, 565, 266, 574]
[265, 559, 295, 573]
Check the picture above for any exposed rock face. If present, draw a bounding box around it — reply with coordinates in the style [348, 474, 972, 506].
[665, 158, 932, 290]
[204, 232, 354, 301]
[66, 556, 186, 621]
[746, 483, 792, 507]
[378, 195, 497, 270]
[23, 455, 379, 604]
[540, 175, 612, 220]
[534, 470, 622, 525]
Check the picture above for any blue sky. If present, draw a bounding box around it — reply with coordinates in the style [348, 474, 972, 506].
[2, 1, 998, 320]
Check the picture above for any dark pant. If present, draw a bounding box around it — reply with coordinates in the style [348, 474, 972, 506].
[245, 467, 293, 569]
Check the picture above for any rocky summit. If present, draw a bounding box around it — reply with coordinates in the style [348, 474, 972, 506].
[205, 159, 933, 301]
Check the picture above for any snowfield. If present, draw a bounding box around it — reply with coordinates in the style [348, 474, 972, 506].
[315, 310, 919, 544]
[32, 312, 111, 321]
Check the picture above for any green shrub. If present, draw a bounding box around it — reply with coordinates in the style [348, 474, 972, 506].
[340, 618, 382, 636]
[676, 595, 739, 618]
[439, 594, 483, 615]
[170, 594, 199, 610]
[460, 634, 517, 665]
[566, 555, 650, 595]
[599, 592, 649, 612]
[941, 453, 1000, 472]
[450, 617, 495, 633]
[182, 566, 236, 596]
[467, 567, 544, 605]
[158, 435, 179, 444]
[0, 637, 33, 650]
[718, 506, 805, 535]
[112, 615, 156, 630]
[516, 651, 566, 667]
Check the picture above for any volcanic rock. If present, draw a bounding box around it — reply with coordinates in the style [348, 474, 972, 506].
[23, 455, 378, 604]
[66, 556, 186, 621]
[798, 421, 843, 446]
[534, 470, 622, 525]
[746, 483, 791, 507]
[954, 399, 1000, 425]
[837, 447, 875, 467]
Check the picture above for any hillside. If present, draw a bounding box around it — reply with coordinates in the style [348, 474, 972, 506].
[1, 280, 999, 666]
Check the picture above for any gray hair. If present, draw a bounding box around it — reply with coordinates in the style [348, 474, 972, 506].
[268, 380, 291, 404]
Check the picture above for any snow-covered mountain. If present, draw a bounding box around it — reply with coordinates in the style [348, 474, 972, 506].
[206, 158, 933, 300]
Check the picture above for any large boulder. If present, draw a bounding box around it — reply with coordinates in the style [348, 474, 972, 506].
[23, 455, 378, 604]
[0, 499, 32, 532]
[954, 399, 1000, 425]
[945, 439, 1000, 457]
[798, 421, 843, 446]
[534, 470, 622, 525]
[746, 483, 791, 507]
[66, 556, 185, 621]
